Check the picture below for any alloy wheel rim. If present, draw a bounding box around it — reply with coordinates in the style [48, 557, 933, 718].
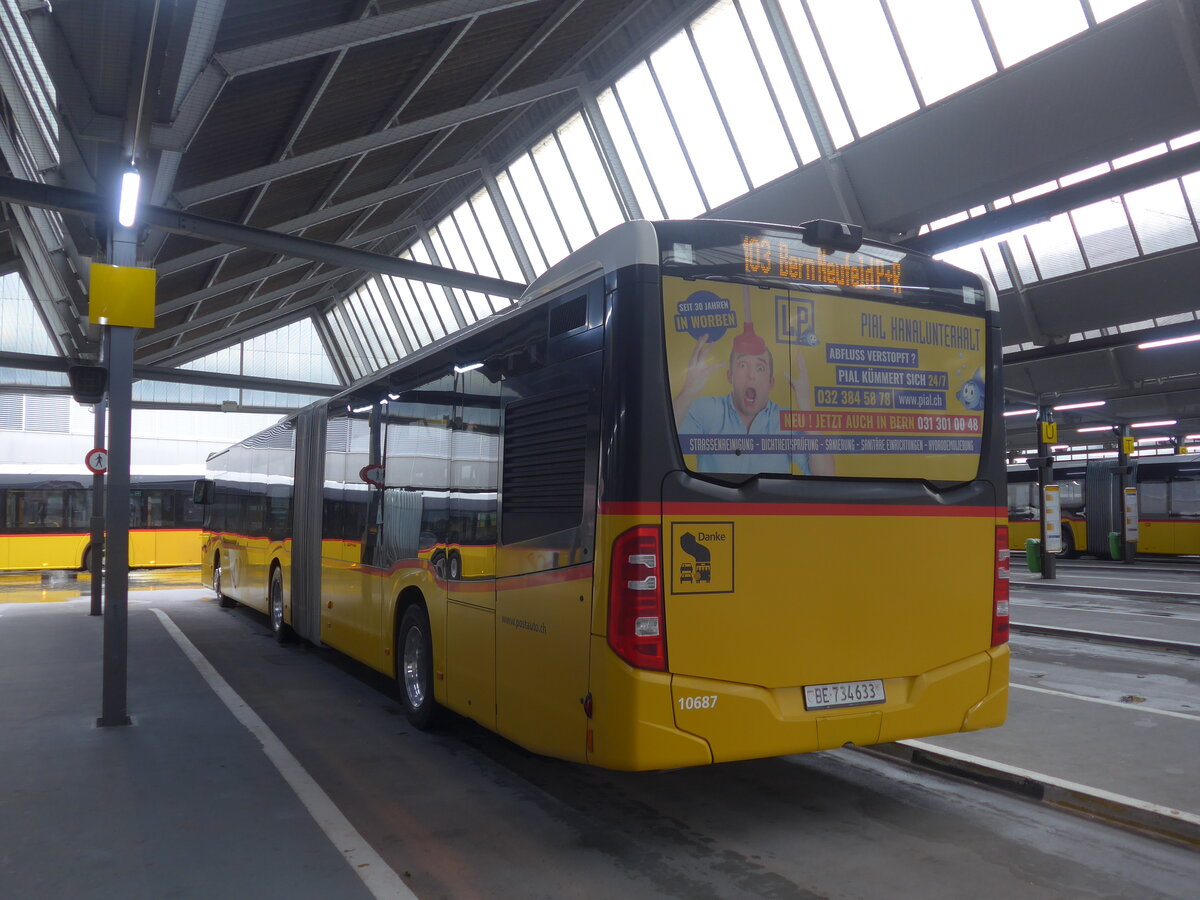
[403, 626, 425, 708]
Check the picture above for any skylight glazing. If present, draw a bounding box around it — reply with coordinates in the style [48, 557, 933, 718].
[327, 0, 1155, 378]
[158, 318, 334, 408]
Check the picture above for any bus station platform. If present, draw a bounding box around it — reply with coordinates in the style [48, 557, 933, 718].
[0, 576, 1196, 898]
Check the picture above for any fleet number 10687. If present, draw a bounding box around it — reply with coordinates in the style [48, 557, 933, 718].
[678, 695, 719, 711]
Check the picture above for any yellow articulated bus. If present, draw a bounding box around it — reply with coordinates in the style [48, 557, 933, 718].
[197, 218, 1009, 770]
[1008, 456, 1200, 557]
[0, 467, 204, 572]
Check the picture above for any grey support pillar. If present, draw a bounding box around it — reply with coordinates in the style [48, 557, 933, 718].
[89, 396, 106, 617]
[98, 224, 138, 728]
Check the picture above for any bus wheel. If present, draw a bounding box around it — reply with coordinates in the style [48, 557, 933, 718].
[398, 604, 437, 730]
[269, 568, 294, 644]
[448, 552, 461, 580]
[215, 560, 236, 609]
[1059, 527, 1079, 559]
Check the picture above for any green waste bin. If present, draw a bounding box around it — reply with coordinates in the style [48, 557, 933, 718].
[1108, 531, 1122, 561]
[1025, 538, 1042, 573]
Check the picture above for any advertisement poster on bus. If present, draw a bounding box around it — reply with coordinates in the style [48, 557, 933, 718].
[663, 277, 986, 481]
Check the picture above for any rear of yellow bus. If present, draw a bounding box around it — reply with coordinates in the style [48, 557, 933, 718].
[587, 221, 1008, 770]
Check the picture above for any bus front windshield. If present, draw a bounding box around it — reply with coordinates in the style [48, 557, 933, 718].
[662, 229, 990, 484]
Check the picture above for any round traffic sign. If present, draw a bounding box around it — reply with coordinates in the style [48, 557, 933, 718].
[85, 447, 109, 474]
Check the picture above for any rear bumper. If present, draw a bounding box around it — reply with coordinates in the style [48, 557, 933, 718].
[587, 641, 1009, 770]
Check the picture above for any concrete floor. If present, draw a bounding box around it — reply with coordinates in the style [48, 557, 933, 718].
[1, 574, 1197, 899]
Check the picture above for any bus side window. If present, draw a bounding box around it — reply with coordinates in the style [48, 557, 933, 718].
[1172, 476, 1200, 518]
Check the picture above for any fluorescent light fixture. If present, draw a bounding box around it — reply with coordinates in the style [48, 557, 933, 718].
[1137, 332, 1200, 350]
[118, 169, 140, 228]
[1135, 436, 1171, 444]
[1002, 408, 1037, 417]
[351, 404, 373, 414]
[1053, 400, 1105, 411]
[454, 362, 484, 374]
[1077, 425, 1113, 433]
[1130, 419, 1177, 428]
[1050, 444, 1069, 451]
[1187, 434, 1200, 441]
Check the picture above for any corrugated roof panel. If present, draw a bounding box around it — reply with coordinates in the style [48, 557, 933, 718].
[249, 165, 349, 228]
[292, 27, 459, 157]
[213, 0, 360, 53]
[175, 58, 331, 191]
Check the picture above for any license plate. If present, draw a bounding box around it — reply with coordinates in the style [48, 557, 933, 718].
[803, 679, 885, 711]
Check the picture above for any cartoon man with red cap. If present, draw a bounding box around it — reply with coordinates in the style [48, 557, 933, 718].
[673, 319, 833, 476]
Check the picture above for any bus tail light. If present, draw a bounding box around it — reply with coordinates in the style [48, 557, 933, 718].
[608, 525, 667, 671]
[993, 526, 1010, 646]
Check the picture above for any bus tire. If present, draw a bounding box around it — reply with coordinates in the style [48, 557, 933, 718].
[1060, 526, 1079, 559]
[448, 551, 461, 580]
[397, 603, 437, 730]
[269, 566, 294, 644]
[215, 558, 236, 608]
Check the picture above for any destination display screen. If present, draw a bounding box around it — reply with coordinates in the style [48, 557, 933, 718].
[742, 233, 903, 295]
[658, 222, 986, 312]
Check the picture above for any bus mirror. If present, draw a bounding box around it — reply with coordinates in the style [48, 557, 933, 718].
[192, 479, 215, 505]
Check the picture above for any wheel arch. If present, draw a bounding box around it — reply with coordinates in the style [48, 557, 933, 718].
[392, 585, 428, 678]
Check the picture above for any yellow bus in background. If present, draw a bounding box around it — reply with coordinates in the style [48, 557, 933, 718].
[0, 468, 204, 571]
[198, 219, 1009, 770]
[1008, 456, 1200, 557]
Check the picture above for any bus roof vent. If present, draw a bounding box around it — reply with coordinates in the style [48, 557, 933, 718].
[800, 219, 863, 253]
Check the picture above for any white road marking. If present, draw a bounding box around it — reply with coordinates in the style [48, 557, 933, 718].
[903, 738, 1200, 826]
[1011, 682, 1200, 721]
[151, 608, 416, 900]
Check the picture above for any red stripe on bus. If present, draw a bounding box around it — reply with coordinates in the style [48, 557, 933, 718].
[499, 565, 594, 591]
[600, 502, 1007, 518]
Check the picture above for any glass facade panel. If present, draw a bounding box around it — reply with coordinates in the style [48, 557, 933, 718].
[1024, 214, 1086, 279]
[367, 280, 406, 358]
[981, 243, 1013, 290]
[977, 0, 1088, 69]
[1072, 197, 1139, 266]
[508, 153, 570, 267]
[531, 135, 595, 250]
[495, 170, 549, 274]
[1003, 235, 1039, 284]
[595, 88, 665, 220]
[612, 63, 704, 217]
[554, 116, 624, 236]
[1125, 180, 1196, 254]
[452, 203, 498, 278]
[691, 0, 799, 186]
[806, 0, 919, 136]
[385, 275, 433, 346]
[772, 0, 855, 147]
[650, 31, 748, 207]
[406, 245, 456, 336]
[471, 190, 527, 282]
[886, 0, 997, 105]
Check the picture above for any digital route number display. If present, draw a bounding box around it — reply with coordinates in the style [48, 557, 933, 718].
[743, 235, 903, 295]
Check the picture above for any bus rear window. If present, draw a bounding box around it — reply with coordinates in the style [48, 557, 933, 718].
[665, 276, 986, 483]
